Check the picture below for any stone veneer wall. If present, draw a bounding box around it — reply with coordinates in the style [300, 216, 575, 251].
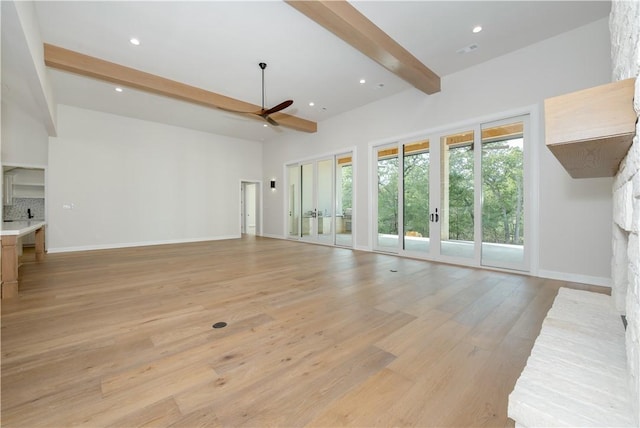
[610, 0, 640, 424]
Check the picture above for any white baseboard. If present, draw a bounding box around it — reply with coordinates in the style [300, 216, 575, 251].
[537, 269, 612, 288]
[47, 235, 240, 254]
[262, 233, 286, 240]
[354, 245, 372, 252]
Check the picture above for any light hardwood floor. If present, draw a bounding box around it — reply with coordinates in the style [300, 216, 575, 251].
[1, 237, 608, 427]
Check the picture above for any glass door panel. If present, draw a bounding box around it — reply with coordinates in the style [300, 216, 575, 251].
[317, 159, 333, 244]
[481, 119, 526, 269]
[287, 165, 300, 238]
[376, 146, 399, 252]
[371, 115, 529, 273]
[403, 140, 430, 254]
[301, 163, 314, 238]
[335, 153, 353, 247]
[440, 130, 475, 259]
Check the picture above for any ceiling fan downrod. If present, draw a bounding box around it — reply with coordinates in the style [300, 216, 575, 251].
[259, 62, 267, 112]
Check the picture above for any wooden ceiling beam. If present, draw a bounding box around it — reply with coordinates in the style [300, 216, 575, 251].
[43, 43, 317, 133]
[285, 0, 440, 95]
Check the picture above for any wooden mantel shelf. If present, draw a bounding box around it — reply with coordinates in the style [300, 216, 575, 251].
[545, 78, 636, 178]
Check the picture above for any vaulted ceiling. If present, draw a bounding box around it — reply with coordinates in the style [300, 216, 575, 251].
[2, 1, 611, 142]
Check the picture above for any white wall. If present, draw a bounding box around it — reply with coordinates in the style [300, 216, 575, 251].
[1, 99, 49, 166]
[48, 105, 263, 252]
[1, 1, 57, 137]
[263, 18, 613, 284]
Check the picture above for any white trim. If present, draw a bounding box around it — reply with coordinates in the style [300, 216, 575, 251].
[366, 105, 539, 150]
[538, 269, 612, 288]
[283, 147, 356, 167]
[528, 104, 542, 277]
[349, 146, 357, 248]
[47, 235, 239, 254]
[239, 179, 263, 237]
[282, 163, 291, 240]
[367, 140, 375, 252]
[263, 233, 286, 240]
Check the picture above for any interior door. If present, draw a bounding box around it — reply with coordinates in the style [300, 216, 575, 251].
[244, 183, 256, 235]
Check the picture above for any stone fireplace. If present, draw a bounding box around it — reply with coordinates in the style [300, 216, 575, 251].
[610, 0, 640, 424]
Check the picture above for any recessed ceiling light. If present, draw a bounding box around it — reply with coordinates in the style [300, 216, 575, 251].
[309, 102, 315, 107]
[359, 79, 366, 84]
[115, 87, 123, 92]
[472, 26, 482, 33]
[130, 38, 140, 46]
[263, 124, 268, 127]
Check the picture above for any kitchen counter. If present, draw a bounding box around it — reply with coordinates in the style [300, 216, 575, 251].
[1, 220, 46, 236]
[1, 220, 46, 298]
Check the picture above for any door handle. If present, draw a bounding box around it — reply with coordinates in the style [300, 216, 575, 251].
[435, 208, 439, 223]
[430, 209, 440, 223]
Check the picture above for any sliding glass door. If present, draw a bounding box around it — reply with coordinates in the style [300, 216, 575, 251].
[375, 145, 399, 252]
[372, 114, 529, 271]
[335, 153, 353, 247]
[440, 129, 476, 260]
[287, 165, 300, 239]
[300, 159, 333, 244]
[403, 140, 431, 254]
[287, 152, 353, 247]
[480, 118, 527, 270]
[315, 159, 334, 245]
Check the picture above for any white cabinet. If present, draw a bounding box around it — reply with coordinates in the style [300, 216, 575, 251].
[13, 183, 45, 198]
[3, 174, 14, 205]
[5, 169, 45, 200]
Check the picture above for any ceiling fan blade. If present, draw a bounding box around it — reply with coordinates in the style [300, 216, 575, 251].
[261, 99, 293, 116]
[265, 116, 280, 126]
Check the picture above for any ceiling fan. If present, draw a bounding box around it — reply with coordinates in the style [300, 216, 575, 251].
[246, 62, 293, 126]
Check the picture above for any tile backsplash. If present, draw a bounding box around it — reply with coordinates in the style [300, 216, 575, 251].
[4, 198, 45, 220]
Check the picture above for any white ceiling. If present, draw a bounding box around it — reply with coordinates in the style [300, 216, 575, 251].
[3, 1, 611, 142]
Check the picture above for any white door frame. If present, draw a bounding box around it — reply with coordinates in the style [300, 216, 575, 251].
[370, 106, 537, 274]
[240, 180, 263, 236]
